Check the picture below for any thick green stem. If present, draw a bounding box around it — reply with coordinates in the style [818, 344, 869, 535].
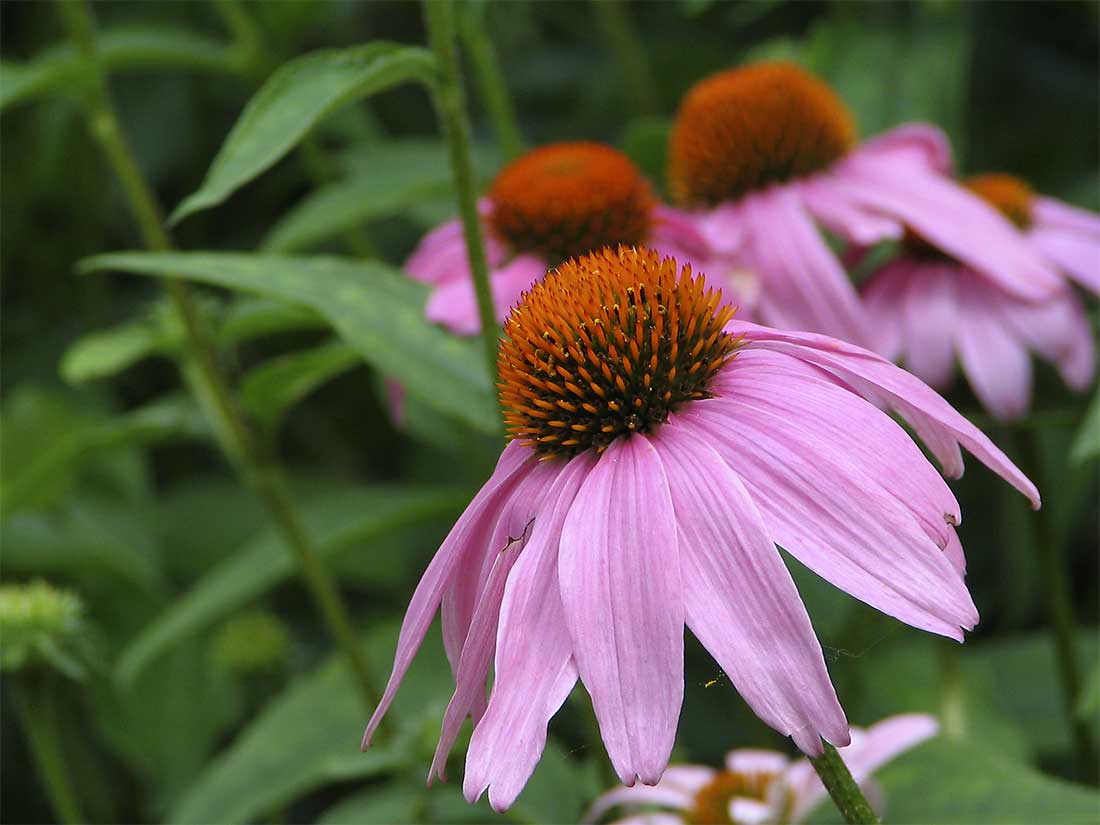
[14, 679, 85, 825]
[808, 741, 880, 825]
[592, 0, 659, 117]
[58, 0, 378, 712]
[424, 0, 503, 422]
[1020, 428, 1099, 782]
[458, 3, 525, 160]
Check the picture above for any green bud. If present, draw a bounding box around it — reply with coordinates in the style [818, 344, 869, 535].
[0, 581, 86, 680]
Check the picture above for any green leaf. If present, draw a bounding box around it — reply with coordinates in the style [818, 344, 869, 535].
[217, 297, 328, 345]
[169, 43, 438, 224]
[0, 58, 69, 111]
[115, 484, 468, 684]
[60, 317, 176, 384]
[240, 339, 362, 433]
[79, 252, 498, 432]
[871, 738, 1100, 824]
[319, 785, 423, 824]
[1070, 390, 1099, 464]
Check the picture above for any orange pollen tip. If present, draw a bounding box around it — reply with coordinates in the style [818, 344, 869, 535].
[685, 769, 786, 825]
[964, 173, 1034, 229]
[669, 61, 857, 206]
[488, 142, 653, 264]
[497, 245, 739, 458]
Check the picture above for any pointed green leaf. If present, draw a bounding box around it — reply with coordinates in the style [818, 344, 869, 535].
[170, 43, 437, 224]
[79, 252, 498, 432]
[1070, 390, 1099, 464]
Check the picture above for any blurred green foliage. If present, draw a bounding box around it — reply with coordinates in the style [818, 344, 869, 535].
[2, 1, 1097, 823]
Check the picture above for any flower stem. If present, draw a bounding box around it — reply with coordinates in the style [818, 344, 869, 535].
[57, 0, 379, 712]
[937, 639, 966, 739]
[457, 2, 525, 160]
[808, 742, 879, 825]
[13, 678, 85, 825]
[592, 0, 659, 117]
[1019, 427, 1099, 782]
[423, 0, 503, 425]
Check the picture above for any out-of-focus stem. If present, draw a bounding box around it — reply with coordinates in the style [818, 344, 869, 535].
[808, 742, 880, 825]
[458, 3, 525, 160]
[592, 0, 659, 117]
[14, 679, 85, 825]
[423, 0, 503, 423]
[937, 639, 966, 739]
[58, 0, 379, 713]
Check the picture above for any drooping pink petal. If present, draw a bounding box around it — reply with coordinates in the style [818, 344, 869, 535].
[1029, 226, 1100, 295]
[462, 453, 595, 811]
[954, 276, 1033, 421]
[1032, 195, 1100, 236]
[728, 320, 1040, 508]
[558, 436, 684, 786]
[744, 187, 874, 348]
[851, 123, 955, 175]
[798, 177, 904, 246]
[679, 380, 977, 640]
[943, 527, 966, 577]
[696, 201, 747, 254]
[788, 714, 939, 822]
[405, 201, 509, 287]
[860, 260, 910, 360]
[901, 262, 960, 391]
[361, 442, 537, 749]
[834, 156, 1061, 301]
[654, 421, 849, 755]
[426, 253, 547, 335]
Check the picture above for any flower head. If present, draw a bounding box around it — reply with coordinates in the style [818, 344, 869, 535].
[585, 714, 939, 825]
[863, 172, 1097, 420]
[0, 580, 86, 680]
[665, 62, 1062, 348]
[363, 247, 1036, 813]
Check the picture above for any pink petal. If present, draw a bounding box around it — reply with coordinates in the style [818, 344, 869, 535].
[608, 815, 686, 825]
[851, 123, 955, 175]
[1032, 195, 1100, 236]
[743, 188, 874, 348]
[725, 749, 791, 776]
[582, 779, 698, 824]
[834, 157, 1061, 301]
[679, 390, 978, 640]
[728, 321, 1040, 508]
[944, 527, 967, 577]
[361, 442, 537, 749]
[788, 714, 939, 822]
[860, 260, 910, 360]
[426, 253, 547, 335]
[558, 436, 684, 786]
[462, 453, 595, 812]
[1029, 226, 1100, 295]
[697, 201, 747, 254]
[654, 421, 849, 755]
[799, 177, 904, 246]
[728, 798, 777, 825]
[954, 276, 1033, 421]
[901, 263, 960, 390]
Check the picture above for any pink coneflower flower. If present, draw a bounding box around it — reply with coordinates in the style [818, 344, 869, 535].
[361, 246, 1037, 812]
[406, 141, 756, 335]
[584, 714, 938, 825]
[667, 62, 1061, 348]
[862, 173, 1097, 420]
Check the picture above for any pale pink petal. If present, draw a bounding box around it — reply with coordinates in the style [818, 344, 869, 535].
[658, 766, 719, 795]
[361, 442, 537, 749]
[426, 253, 547, 335]
[405, 202, 508, 287]
[728, 797, 776, 825]
[1029, 227, 1100, 295]
[834, 157, 1061, 301]
[654, 421, 849, 754]
[462, 453, 595, 811]
[582, 780, 698, 824]
[744, 188, 873, 348]
[789, 714, 939, 822]
[678, 390, 978, 640]
[799, 178, 903, 246]
[852, 123, 954, 175]
[607, 815, 686, 825]
[944, 527, 966, 577]
[860, 260, 910, 360]
[724, 749, 791, 776]
[697, 201, 747, 254]
[1032, 195, 1100, 236]
[728, 320, 1040, 508]
[955, 277, 1033, 421]
[559, 436, 684, 786]
[901, 263, 960, 390]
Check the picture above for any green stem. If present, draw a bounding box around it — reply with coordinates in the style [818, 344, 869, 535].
[423, 0, 503, 422]
[13, 678, 85, 825]
[592, 0, 659, 117]
[808, 742, 880, 825]
[1019, 428, 1099, 782]
[58, 0, 378, 713]
[937, 639, 966, 739]
[457, 2, 525, 160]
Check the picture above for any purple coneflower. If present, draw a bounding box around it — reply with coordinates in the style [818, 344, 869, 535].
[667, 62, 1061, 347]
[862, 173, 1096, 420]
[584, 714, 938, 825]
[363, 246, 1037, 812]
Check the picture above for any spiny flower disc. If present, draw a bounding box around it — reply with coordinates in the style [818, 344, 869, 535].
[498, 245, 738, 458]
[964, 173, 1034, 229]
[669, 62, 857, 206]
[488, 142, 653, 264]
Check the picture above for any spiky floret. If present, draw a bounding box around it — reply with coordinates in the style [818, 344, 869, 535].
[669, 62, 857, 207]
[498, 245, 739, 458]
[685, 768, 790, 825]
[964, 173, 1034, 229]
[488, 142, 653, 264]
